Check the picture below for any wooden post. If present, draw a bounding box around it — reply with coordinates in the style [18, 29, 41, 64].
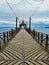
[11, 29, 13, 38]
[41, 33, 43, 45]
[36, 32, 37, 38]
[46, 35, 48, 50]
[9, 31, 11, 40]
[19, 22, 20, 29]
[26, 22, 27, 28]
[38, 32, 39, 42]
[9, 31, 10, 40]
[16, 17, 18, 29]
[3, 32, 6, 45]
[7, 32, 8, 42]
[33, 29, 35, 38]
[0, 41, 1, 51]
[29, 17, 31, 30]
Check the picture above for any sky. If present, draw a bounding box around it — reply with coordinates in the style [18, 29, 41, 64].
[0, 0, 49, 25]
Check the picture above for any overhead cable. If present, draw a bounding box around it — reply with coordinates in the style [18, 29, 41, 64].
[30, 0, 44, 17]
[5, 0, 16, 17]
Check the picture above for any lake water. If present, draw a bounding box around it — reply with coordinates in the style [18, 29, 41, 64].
[32, 28, 49, 35]
[0, 27, 15, 33]
[0, 27, 49, 35]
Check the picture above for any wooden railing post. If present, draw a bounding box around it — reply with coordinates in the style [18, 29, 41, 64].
[3, 32, 6, 45]
[0, 41, 1, 50]
[33, 29, 35, 38]
[38, 32, 39, 42]
[11, 29, 13, 38]
[9, 31, 10, 40]
[29, 17, 31, 30]
[46, 35, 48, 50]
[41, 33, 43, 45]
[7, 32, 8, 42]
[36, 32, 37, 39]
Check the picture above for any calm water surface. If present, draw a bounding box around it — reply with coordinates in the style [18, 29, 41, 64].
[0, 27, 49, 35]
[32, 28, 49, 35]
[0, 27, 15, 33]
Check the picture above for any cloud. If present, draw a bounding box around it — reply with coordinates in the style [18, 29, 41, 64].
[0, 0, 49, 24]
[0, 20, 15, 25]
[31, 18, 49, 24]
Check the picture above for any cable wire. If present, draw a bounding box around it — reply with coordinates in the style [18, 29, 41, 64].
[5, 0, 16, 17]
[5, 0, 44, 19]
[8, 0, 33, 8]
[8, 0, 23, 5]
[30, 0, 44, 17]
[9, 0, 32, 5]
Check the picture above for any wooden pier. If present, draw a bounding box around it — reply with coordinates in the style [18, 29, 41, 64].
[1, 0, 49, 64]
[0, 29, 49, 65]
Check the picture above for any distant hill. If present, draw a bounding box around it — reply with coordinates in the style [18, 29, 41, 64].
[0, 23, 15, 27]
[0, 22, 49, 28]
[32, 23, 49, 28]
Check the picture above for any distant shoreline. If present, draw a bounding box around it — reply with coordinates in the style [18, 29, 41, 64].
[45, 27, 49, 28]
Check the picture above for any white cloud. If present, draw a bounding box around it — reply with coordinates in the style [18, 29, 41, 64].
[31, 18, 49, 24]
[38, 0, 49, 11]
[0, 20, 15, 25]
[0, 0, 49, 24]
[0, 0, 49, 11]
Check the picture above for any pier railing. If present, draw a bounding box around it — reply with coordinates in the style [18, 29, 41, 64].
[0, 28, 20, 48]
[26, 28, 49, 50]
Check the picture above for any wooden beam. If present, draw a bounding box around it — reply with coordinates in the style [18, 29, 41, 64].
[29, 17, 31, 30]
[16, 17, 18, 29]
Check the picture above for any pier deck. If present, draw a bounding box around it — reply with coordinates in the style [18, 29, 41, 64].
[0, 29, 49, 65]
